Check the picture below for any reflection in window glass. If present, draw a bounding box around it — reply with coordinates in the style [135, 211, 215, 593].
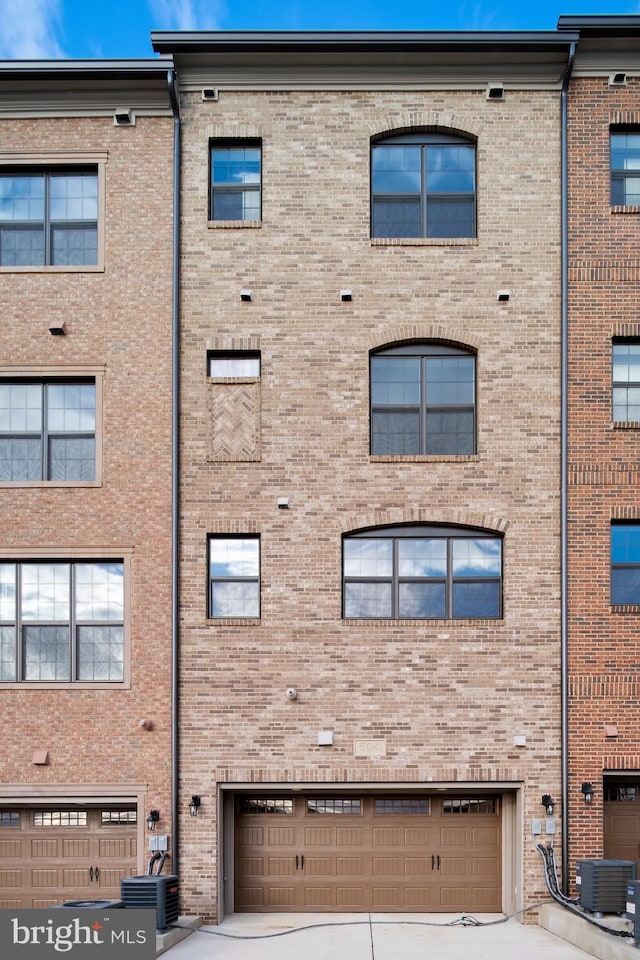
[209, 537, 260, 618]
[210, 141, 261, 221]
[613, 342, 640, 421]
[611, 130, 640, 206]
[611, 525, 640, 605]
[0, 560, 125, 682]
[343, 529, 501, 620]
[209, 353, 261, 378]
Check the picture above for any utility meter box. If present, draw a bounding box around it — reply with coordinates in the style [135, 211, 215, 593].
[626, 879, 640, 940]
[576, 859, 636, 915]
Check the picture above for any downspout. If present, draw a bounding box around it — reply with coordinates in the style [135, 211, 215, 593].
[167, 66, 181, 878]
[561, 40, 576, 896]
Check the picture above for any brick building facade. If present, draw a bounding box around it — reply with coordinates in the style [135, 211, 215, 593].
[0, 63, 176, 906]
[561, 16, 640, 884]
[153, 31, 574, 921]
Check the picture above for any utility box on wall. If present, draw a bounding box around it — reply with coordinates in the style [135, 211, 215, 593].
[576, 859, 636, 915]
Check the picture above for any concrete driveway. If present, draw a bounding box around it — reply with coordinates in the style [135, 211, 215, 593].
[160, 911, 602, 960]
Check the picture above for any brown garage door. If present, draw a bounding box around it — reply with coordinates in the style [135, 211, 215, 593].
[235, 794, 501, 912]
[604, 781, 640, 873]
[0, 807, 138, 909]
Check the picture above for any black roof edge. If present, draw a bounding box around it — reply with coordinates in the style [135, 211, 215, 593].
[557, 15, 640, 35]
[151, 29, 579, 55]
[0, 59, 174, 79]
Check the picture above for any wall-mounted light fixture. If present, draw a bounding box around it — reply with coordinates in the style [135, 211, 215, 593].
[146, 809, 160, 831]
[581, 782, 594, 804]
[189, 795, 201, 817]
[113, 107, 135, 126]
[541, 794, 555, 816]
[486, 82, 504, 101]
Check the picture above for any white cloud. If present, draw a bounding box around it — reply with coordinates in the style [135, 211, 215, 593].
[0, 0, 66, 59]
[148, 0, 227, 32]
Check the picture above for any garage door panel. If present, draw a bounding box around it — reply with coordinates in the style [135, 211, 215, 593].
[238, 826, 263, 846]
[0, 839, 23, 858]
[235, 793, 501, 913]
[2, 806, 137, 909]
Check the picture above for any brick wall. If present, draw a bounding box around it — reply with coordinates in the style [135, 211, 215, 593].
[177, 87, 563, 918]
[567, 76, 640, 878]
[0, 115, 175, 847]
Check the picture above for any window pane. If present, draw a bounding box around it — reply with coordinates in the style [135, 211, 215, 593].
[344, 582, 392, 618]
[210, 356, 260, 377]
[0, 175, 44, 220]
[0, 625, 16, 681]
[77, 624, 124, 681]
[426, 146, 475, 193]
[21, 564, 69, 621]
[611, 568, 640, 605]
[399, 581, 446, 617]
[427, 197, 474, 238]
[0, 383, 42, 432]
[372, 146, 421, 193]
[343, 538, 392, 577]
[75, 563, 124, 621]
[210, 538, 259, 578]
[372, 198, 421, 238]
[23, 624, 70, 681]
[0, 437, 42, 480]
[52, 226, 98, 266]
[613, 343, 640, 382]
[452, 581, 501, 618]
[398, 539, 447, 577]
[452, 539, 502, 576]
[611, 133, 640, 171]
[371, 410, 420, 454]
[371, 357, 421, 405]
[211, 580, 259, 617]
[0, 226, 45, 265]
[0, 564, 16, 621]
[49, 436, 95, 481]
[212, 147, 261, 185]
[425, 409, 475, 454]
[611, 525, 640, 563]
[49, 174, 98, 221]
[426, 357, 475, 405]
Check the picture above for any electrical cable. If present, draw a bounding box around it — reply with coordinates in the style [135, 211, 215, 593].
[169, 902, 549, 941]
[535, 842, 634, 941]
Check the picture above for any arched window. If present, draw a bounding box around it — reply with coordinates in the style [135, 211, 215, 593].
[370, 343, 476, 455]
[371, 132, 476, 238]
[343, 525, 502, 620]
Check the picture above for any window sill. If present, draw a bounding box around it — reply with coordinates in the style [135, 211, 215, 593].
[611, 206, 640, 215]
[612, 421, 640, 430]
[370, 454, 479, 463]
[611, 605, 640, 613]
[208, 617, 261, 625]
[0, 480, 101, 488]
[0, 680, 130, 690]
[0, 264, 104, 273]
[342, 617, 501, 624]
[370, 237, 477, 247]
[207, 220, 262, 229]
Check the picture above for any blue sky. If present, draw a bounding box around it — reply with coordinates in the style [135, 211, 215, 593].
[0, 0, 637, 60]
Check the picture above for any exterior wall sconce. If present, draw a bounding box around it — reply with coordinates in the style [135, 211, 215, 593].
[146, 809, 160, 831]
[541, 794, 555, 816]
[581, 782, 594, 804]
[189, 795, 201, 817]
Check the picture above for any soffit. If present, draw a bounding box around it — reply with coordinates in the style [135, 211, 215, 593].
[152, 31, 577, 91]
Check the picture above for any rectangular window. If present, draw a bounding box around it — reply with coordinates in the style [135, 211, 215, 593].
[611, 524, 640, 605]
[209, 536, 260, 618]
[101, 810, 137, 824]
[442, 798, 497, 814]
[0, 379, 96, 482]
[33, 811, 88, 827]
[343, 530, 501, 620]
[307, 799, 362, 815]
[374, 798, 430, 815]
[613, 342, 640, 421]
[238, 799, 293, 815]
[0, 812, 20, 826]
[208, 351, 261, 378]
[210, 140, 261, 222]
[0, 167, 98, 266]
[611, 129, 640, 206]
[0, 560, 125, 683]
